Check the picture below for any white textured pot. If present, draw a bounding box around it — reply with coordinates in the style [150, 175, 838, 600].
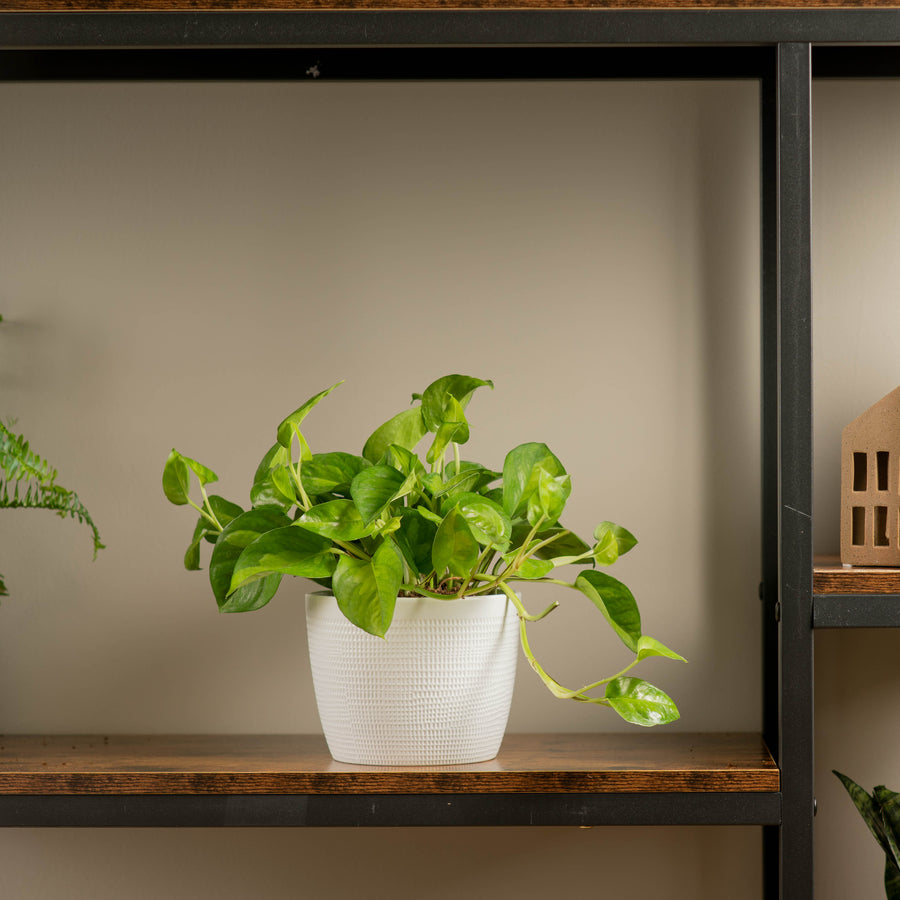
[306, 591, 519, 766]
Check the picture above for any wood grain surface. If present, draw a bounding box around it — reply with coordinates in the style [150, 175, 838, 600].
[0, 733, 778, 795]
[5, 0, 900, 10]
[814, 555, 900, 594]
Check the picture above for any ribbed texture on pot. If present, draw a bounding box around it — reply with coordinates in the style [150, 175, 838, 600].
[306, 593, 519, 766]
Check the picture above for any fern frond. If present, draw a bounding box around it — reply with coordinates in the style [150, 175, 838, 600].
[0, 419, 104, 595]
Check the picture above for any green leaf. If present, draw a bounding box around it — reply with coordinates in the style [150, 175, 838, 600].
[163, 449, 192, 505]
[635, 635, 687, 663]
[208, 507, 292, 606]
[835, 772, 893, 857]
[393, 507, 439, 577]
[887, 858, 900, 900]
[297, 499, 372, 541]
[300, 452, 369, 497]
[250, 444, 295, 510]
[432, 462, 500, 500]
[332, 540, 403, 637]
[229, 524, 336, 595]
[362, 407, 427, 464]
[604, 677, 680, 727]
[595, 521, 638, 557]
[379, 444, 426, 479]
[184, 496, 245, 570]
[447, 492, 511, 550]
[432, 506, 480, 579]
[425, 394, 469, 465]
[876, 786, 900, 871]
[501, 442, 566, 519]
[591, 523, 620, 566]
[420, 375, 493, 433]
[275, 381, 343, 449]
[219, 574, 284, 614]
[575, 570, 642, 653]
[502, 549, 554, 580]
[525, 469, 571, 527]
[350, 465, 407, 524]
[510, 522, 591, 560]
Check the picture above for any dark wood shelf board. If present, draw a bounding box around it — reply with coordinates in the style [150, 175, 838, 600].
[0, 733, 779, 796]
[7, 0, 900, 9]
[814, 556, 900, 595]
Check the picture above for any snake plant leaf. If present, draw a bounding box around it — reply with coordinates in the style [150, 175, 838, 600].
[575, 570, 642, 653]
[350, 464, 409, 525]
[886, 859, 900, 900]
[604, 677, 680, 726]
[332, 540, 403, 637]
[596, 521, 638, 557]
[501, 442, 566, 520]
[432, 506, 480, 579]
[635, 635, 687, 663]
[300, 452, 370, 498]
[297, 500, 372, 542]
[362, 406, 427, 465]
[208, 507, 292, 606]
[876, 786, 900, 872]
[229, 524, 336, 596]
[393, 507, 439, 578]
[835, 772, 893, 857]
[275, 381, 343, 449]
[420, 375, 493, 433]
[446, 492, 512, 550]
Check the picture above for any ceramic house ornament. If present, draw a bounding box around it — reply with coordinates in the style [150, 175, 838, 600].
[841, 386, 900, 566]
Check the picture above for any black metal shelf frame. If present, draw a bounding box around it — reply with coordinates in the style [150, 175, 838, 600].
[3, 12, 899, 898]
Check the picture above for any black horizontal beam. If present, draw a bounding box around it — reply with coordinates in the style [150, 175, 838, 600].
[0, 791, 782, 828]
[0, 45, 772, 81]
[3, 9, 900, 50]
[814, 594, 900, 629]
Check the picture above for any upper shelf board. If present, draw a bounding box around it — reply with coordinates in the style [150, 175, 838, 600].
[7, 0, 900, 8]
[0, 732, 778, 796]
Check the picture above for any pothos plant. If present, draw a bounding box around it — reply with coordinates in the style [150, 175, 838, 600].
[163, 374, 684, 727]
[835, 771, 900, 898]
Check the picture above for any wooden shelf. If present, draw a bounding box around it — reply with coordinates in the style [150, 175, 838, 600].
[813, 557, 900, 627]
[814, 556, 900, 595]
[0, 733, 780, 827]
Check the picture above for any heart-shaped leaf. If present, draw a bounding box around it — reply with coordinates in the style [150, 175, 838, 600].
[604, 677, 680, 727]
[297, 499, 372, 542]
[420, 375, 493, 433]
[300, 452, 369, 497]
[276, 381, 343, 449]
[209, 507, 292, 605]
[229, 524, 335, 594]
[502, 442, 566, 519]
[332, 540, 403, 637]
[432, 507, 480, 579]
[350, 465, 407, 524]
[448, 492, 512, 550]
[362, 406, 427, 464]
[575, 570, 642, 653]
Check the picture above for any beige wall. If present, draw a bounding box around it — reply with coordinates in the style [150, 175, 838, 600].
[0, 73, 886, 898]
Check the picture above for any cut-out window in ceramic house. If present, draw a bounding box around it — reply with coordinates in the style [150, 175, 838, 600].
[841, 386, 900, 565]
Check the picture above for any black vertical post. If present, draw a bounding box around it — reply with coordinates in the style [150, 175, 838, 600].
[760, 57, 781, 900]
[777, 41, 815, 900]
